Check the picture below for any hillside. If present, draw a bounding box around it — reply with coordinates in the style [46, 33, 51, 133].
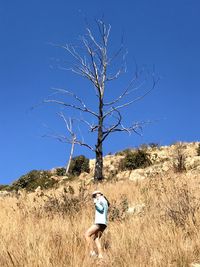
[0, 142, 200, 266]
[89, 141, 200, 181]
[1, 142, 200, 193]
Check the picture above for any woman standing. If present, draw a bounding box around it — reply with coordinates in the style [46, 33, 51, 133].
[85, 190, 109, 259]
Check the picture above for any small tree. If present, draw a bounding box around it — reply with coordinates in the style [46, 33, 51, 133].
[45, 19, 158, 181]
[57, 114, 77, 176]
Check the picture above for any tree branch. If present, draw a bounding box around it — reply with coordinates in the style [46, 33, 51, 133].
[104, 76, 158, 118]
[44, 99, 98, 118]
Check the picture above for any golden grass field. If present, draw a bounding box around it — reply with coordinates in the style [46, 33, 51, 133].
[0, 171, 200, 267]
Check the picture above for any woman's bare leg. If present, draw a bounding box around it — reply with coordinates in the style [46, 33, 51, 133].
[85, 225, 100, 254]
[94, 231, 104, 258]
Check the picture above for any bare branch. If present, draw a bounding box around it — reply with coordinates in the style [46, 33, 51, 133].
[43, 132, 95, 151]
[76, 118, 98, 132]
[114, 77, 157, 109]
[104, 67, 142, 106]
[107, 45, 124, 65]
[99, 106, 152, 143]
[102, 120, 151, 141]
[104, 76, 158, 118]
[101, 109, 122, 142]
[104, 72, 138, 106]
[73, 139, 95, 151]
[58, 112, 75, 137]
[58, 113, 95, 151]
[59, 43, 104, 94]
[43, 113, 95, 152]
[95, 19, 111, 47]
[61, 44, 86, 66]
[44, 99, 98, 118]
[86, 27, 103, 51]
[82, 37, 101, 91]
[51, 87, 87, 108]
[106, 69, 122, 82]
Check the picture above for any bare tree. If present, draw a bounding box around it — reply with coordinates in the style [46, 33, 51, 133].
[58, 114, 76, 175]
[45, 19, 158, 181]
[44, 112, 93, 176]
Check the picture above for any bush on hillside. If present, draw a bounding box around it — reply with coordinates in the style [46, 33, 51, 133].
[0, 185, 9, 191]
[56, 167, 66, 176]
[43, 183, 89, 216]
[119, 149, 152, 171]
[10, 170, 56, 192]
[68, 155, 90, 176]
[148, 142, 160, 149]
[115, 143, 159, 157]
[173, 143, 186, 173]
[115, 148, 133, 156]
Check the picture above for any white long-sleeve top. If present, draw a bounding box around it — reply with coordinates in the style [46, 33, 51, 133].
[94, 195, 109, 225]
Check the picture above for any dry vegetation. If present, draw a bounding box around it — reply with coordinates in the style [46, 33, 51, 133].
[1, 170, 200, 267]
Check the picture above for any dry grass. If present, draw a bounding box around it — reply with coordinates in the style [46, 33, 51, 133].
[0, 172, 200, 267]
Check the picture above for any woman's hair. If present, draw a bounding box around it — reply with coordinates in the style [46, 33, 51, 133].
[103, 196, 110, 207]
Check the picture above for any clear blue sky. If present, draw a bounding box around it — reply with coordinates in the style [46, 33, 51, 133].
[0, 0, 199, 184]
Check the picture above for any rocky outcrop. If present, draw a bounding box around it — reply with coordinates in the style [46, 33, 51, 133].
[94, 142, 200, 181]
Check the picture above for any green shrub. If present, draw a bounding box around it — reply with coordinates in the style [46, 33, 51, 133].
[0, 185, 9, 191]
[68, 155, 90, 176]
[10, 170, 56, 192]
[197, 143, 200, 156]
[115, 148, 133, 156]
[119, 149, 152, 171]
[56, 167, 66, 176]
[148, 143, 160, 149]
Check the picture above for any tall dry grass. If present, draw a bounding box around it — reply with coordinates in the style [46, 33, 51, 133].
[0, 172, 200, 267]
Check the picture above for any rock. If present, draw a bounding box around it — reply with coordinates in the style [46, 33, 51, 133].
[162, 162, 171, 172]
[127, 203, 145, 215]
[35, 186, 41, 192]
[129, 169, 146, 181]
[0, 191, 10, 197]
[116, 170, 131, 180]
[185, 156, 200, 170]
[35, 186, 44, 196]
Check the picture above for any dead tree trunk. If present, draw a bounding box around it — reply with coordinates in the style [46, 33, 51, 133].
[65, 136, 75, 175]
[94, 99, 104, 180]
